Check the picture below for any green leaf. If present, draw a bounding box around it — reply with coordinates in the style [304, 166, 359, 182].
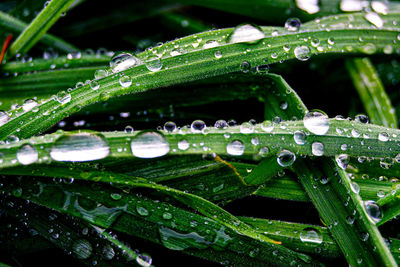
[6, 0, 76, 59]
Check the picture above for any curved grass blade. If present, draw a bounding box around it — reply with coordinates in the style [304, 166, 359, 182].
[0, 175, 320, 266]
[0, 11, 77, 55]
[6, 0, 76, 59]
[1, 12, 400, 140]
[346, 57, 397, 128]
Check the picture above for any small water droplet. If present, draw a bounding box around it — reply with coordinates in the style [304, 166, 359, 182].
[294, 130, 306, 145]
[240, 61, 251, 73]
[214, 51, 222, 59]
[311, 142, 324, 156]
[378, 132, 389, 142]
[365, 12, 383, 28]
[355, 114, 369, 124]
[351, 182, 360, 194]
[363, 200, 382, 224]
[119, 75, 132, 87]
[145, 56, 162, 72]
[294, 45, 311, 61]
[90, 80, 100, 90]
[22, 99, 38, 112]
[299, 228, 323, 244]
[163, 121, 177, 132]
[277, 150, 296, 167]
[335, 154, 349, 170]
[285, 18, 301, 31]
[261, 120, 274, 132]
[214, 120, 228, 129]
[72, 239, 92, 259]
[94, 69, 108, 79]
[240, 122, 254, 134]
[178, 140, 189, 150]
[55, 91, 71, 104]
[191, 120, 206, 133]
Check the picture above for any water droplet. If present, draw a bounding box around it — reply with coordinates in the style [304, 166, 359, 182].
[136, 253, 152, 267]
[256, 64, 269, 73]
[94, 69, 108, 79]
[295, 0, 320, 14]
[277, 150, 296, 167]
[285, 18, 301, 31]
[311, 38, 320, 47]
[203, 40, 219, 49]
[363, 200, 382, 224]
[17, 144, 38, 165]
[102, 245, 115, 260]
[346, 215, 355, 224]
[378, 132, 389, 142]
[372, 1, 388, 14]
[136, 206, 149, 216]
[311, 142, 324, 156]
[110, 193, 121, 200]
[365, 12, 383, 28]
[214, 120, 228, 129]
[350, 182, 360, 194]
[294, 130, 306, 145]
[377, 190, 385, 198]
[240, 61, 251, 73]
[55, 91, 71, 104]
[145, 56, 162, 72]
[191, 120, 206, 133]
[226, 140, 245, 156]
[299, 228, 323, 244]
[340, 0, 366, 11]
[72, 239, 92, 259]
[335, 154, 349, 170]
[124, 125, 134, 133]
[0, 111, 10, 126]
[294, 45, 311, 61]
[361, 43, 377, 55]
[110, 53, 139, 73]
[261, 120, 274, 132]
[360, 232, 369, 242]
[228, 24, 265, 44]
[303, 111, 330, 135]
[130, 131, 169, 158]
[119, 75, 132, 87]
[214, 51, 222, 59]
[251, 137, 259, 146]
[351, 129, 360, 138]
[22, 99, 38, 112]
[240, 122, 254, 134]
[162, 212, 173, 220]
[355, 114, 369, 124]
[50, 133, 110, 162]
[163, 121, 177, 132]
[178, 140, 189, 151]
[90, 80, 100, 90]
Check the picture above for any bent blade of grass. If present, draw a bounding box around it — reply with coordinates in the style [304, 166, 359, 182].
[346, 57, 398, 128]
[1, 12, 400, 140]
[0, 175, 320, 266]
[6, 0, 76, 59]
[0, 11, 77, 55]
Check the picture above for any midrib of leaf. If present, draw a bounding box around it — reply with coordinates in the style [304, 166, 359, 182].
[1, 12, 400, 140]
[0, 11, 77, 55]
[6, 0, 76, 59]
[346, 57, 398, 128]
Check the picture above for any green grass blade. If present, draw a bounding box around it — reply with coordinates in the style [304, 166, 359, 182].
[346, 57, 398, 128]
[7, 0, 76, 59]
[1, 12, 400, 140]
[0, 11, 77, 55]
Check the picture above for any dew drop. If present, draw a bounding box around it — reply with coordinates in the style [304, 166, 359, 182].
[350, 182, 360, 194]
[311, 142, 324, 156]
[163, 121, 177, 132]
[378, 132, 389, 142]
[145, 56, 162, 72]
[94, 69, 108, 79]
[50, 133, 110, 162]
[294, 45, 311, 61]
[294, 130, 306, 145]
[55, 91, 71, 104]
[130, 131, 170, 158]
[295, 0, 320, 14]
[0, 111, 10, 126]
[214, 51, 222, 59]
[203, 40, 219, 49]
[214, 120, 228, 129]
[363, 200, 382, 224]
[136, 253, 152, 267]
[240, 61, 251, 73]
[119, 75, 132, 87]
[299, 228, 323, 244]
[226, 140, 245, 156]
[335, 154, 349, 170]
[90, 80, 100, 90]
[261, 120, 274, 132]
[240, 122, 254, 134]
[124, 125, 134, 133]
[22, 99, 38, 112]
[191, 120, 206, 133]
[110, 53, 139, 73]
[228, 24, 265, 44]
[285, 18, 301, 31]
[355, 114, 369, 124]
[365, 12, 383, 28]
[136, 206, 149, 216]
[16, 144, 38, 165]
[178, 140, 190, 151]
[72, 239, 92, 259]
[303, 111, 330, 135]
[277, 150, 296, 167]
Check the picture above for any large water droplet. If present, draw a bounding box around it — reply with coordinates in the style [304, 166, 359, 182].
[303, 111, 330, 135]
[17, 144, 38, 165]
[228, 24, 265, 44]
[311, 142, 324, 156]
[299, 228, 323, 244]
[365, 12, 383, 28]
[277, 150, 296, 167]
[226, 140, 245, 156]
[110, 53, 139, 73]
[363, 200, 382, 224]
[22, 99, 38, 112]
[294, 45, 311, 61]
[191, 120, 206, 133]
[335, 154, 349, 170]
[378, 132, 389, 142]
[130, 131, 170, 158]
[50, 133, 110, 162]
[72, 239, 92, 259]
[295, 0, 320, 14]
